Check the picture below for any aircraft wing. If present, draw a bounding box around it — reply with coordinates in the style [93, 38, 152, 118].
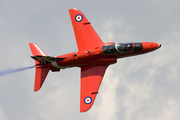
[80, 65, 108, 112]
[69, 8, 104, 51]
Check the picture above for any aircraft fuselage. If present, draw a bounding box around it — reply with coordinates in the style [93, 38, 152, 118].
[38, 42, 161, 69]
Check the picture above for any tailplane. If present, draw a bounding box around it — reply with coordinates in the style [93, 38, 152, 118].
[29, 43, 47, 64]
[29, 43, 66, 91]
[34, 67, 50, 91]
[29, 43, 50, 91]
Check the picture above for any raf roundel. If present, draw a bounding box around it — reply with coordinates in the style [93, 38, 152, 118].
[84, 97, 92, 104]
[75, 14, 83, 22]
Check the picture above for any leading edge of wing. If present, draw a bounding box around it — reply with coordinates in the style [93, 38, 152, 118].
[69, 8, 104, 51]
[80, 65, 108, 112]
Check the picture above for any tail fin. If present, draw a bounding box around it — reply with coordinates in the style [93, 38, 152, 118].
[29, 43, 50, 91]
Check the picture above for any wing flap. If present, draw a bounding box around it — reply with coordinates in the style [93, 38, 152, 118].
[80, 65, 108, 112]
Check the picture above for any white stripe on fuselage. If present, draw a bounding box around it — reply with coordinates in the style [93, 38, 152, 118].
[51, 61, 72, 69]
[51, 61, 62, 68]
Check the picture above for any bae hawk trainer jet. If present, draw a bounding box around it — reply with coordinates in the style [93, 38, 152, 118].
[29, 8, 161, 112]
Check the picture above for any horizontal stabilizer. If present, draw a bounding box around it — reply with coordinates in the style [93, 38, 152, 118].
[29, 43, 47, 56]
[29, 43, 47, 64]
[31, 55, 66, 64]
[34, 67, 50, 91]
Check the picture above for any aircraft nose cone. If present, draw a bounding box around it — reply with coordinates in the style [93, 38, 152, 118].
[152, 42, 161, 49]
[157, 43, 161, 48]
[142, 42, 161, 51]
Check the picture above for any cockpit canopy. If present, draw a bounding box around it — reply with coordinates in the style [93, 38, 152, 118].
[116, 43, 133, 53]
[102, 43, 142, 55]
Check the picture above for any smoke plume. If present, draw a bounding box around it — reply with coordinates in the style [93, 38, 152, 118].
[0, 66, 35, 77]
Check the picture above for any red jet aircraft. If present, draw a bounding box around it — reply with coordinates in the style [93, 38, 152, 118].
[29, 8, 161, 112]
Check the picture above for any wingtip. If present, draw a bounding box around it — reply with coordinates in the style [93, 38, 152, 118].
[80, 102, 93, 113]
[34, 89, 39, 92]
[69, 8, 80, 11]
[34, 85, 41, 92]
[80, 107, 91, 113]
[72, 8, 78, 10]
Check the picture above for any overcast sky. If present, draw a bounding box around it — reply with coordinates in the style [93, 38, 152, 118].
[0, 0, 180, 120]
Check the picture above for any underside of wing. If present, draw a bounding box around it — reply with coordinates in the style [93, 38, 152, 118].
[80, 65, 108, 112]
[69, 8, 104, 51]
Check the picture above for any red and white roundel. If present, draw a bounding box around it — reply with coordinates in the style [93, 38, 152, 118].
[75, 14, 83, 22]
[84, 97, 92, 104]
